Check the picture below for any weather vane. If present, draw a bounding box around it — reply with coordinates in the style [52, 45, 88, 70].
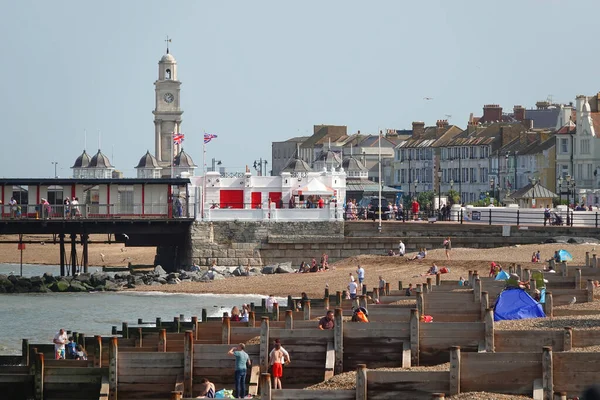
[165, 35, 172, 54]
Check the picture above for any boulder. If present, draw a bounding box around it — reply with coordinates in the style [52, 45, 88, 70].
[232, 266, 245, 277]
[30, 276, 44, 286]
[55, 280, 70, 292]
[91, 273, 109, 286]
[211, 272, 226, 280]
[75, 273, 92, 284]
[276, 263, 295, 274]
[154, 265, 168, 277]
[126, 283, 136, 289]
[104, 281, 120, 291]
[261, 265, 277, 275]
[43, 272, 56, 284]
[167, 278, 181, 284]
[211, 266, 228, 275]
[69, 281, 88, 292]
[157, 277, 168, 285]
[167, 272, 180, 281]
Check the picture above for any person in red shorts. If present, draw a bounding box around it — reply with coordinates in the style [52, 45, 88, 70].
[269, 341, 290, 389]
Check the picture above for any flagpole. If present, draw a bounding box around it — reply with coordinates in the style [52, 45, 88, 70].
[170, 132, 175, 179]
[378, 129, 382, 233]
[201, 132, 206, 220]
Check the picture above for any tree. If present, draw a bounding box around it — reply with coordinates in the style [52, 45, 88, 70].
[447, 190, 460, 205]
[417, 191, 435, 209]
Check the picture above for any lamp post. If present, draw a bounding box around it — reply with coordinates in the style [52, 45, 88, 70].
[51, 162, 58, 178]
[408, 154, 412, 199]
[449, 179, 454, 204]
[211, 158, 222, 172]
[437, 170, 442, 211]
[490, 177, 496, 205]
[414, 180, 419, 199]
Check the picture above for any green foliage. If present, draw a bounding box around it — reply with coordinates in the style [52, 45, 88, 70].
[447, 190, 460, 205]
[417, 191, 435, 208]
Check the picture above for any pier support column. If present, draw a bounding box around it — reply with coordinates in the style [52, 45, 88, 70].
[82, 233, 89, 274]
[70, 233, 77, 276]
[59, 234, 65, 277]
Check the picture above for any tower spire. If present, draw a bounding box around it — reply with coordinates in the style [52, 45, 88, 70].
[165, 35, 172, 54]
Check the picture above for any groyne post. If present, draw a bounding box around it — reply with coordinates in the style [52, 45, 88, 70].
[593, 254, 598, 269]
[385, 282, 390, 295]
[529, 279, 537, 297]
[191, 316, 198, 340]
[435, 273, 441, 286]
[473, 279, 481, 304]
[324, 296, 330, 311]
[356, 364, 367, 400]
[545, 292, 553, 317]
[563, 327, 572, 352]
[588, 280, 595, 302]
[410, 308, 420, 366]
[334, 308, 343, 374]
[303, 300, 311, 320]
[426, 277, 432, 292]
[324, 287, 329, 300]
[287, 295, 294, 311]
[93, 335, 102, 368]
[109, 336, 118, 400]
[183, 330, 193, 398]
[221, 316, 231, 344]
[34, 352, 44, 400]
[542, 346, 553, 399]
[273, 302, 279, 321]
[248, 311, 256, 327]
[358, 295, 367, 311]
[372, 287, 379, 303]
[285, 310, 293, 329]
[22, 339, 29, 366]
[174, 316, 181, 333]
[467, 271, 473, 285]
[416, 290, 424, 315]
[201, 309, 207, 322]
[158, 329, 167, 352]
[259, 317, 270, 373]
[156, 317, 162, 328]
[260, 373, 272, 400]
[560, 262, 568, 277]
[398, 280, 403, 291]
[121, 323, 128, 339]
[481, 292, 489, 321]
[576, 269, 582, 289]
[516, 264, 522, 278]
[484, 308, 494, 352]
[336, 291, 342, 306]
[586, 252, 590, 267]
[449, 346, 460, 396]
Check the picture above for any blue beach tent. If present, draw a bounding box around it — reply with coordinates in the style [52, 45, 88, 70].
[494, 287, 546, 321]
[494, 270, 510, 280]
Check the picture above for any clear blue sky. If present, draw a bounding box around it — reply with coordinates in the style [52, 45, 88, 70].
[1, 0, 598, 178]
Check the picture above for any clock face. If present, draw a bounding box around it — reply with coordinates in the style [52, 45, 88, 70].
[163, 93, 175, 103]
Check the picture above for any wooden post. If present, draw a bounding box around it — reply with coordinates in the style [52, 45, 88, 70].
[342, 290, 348, 299]
[174, 316, 181, 333]
[435, 273, 441, 286]
[449, 346, 460, 396]
[416, 291, 424, 315]
[586, 252, 590, 267]
[285, 310, 293, 329]
[201, 309, 207, 322]
[423, 282, 430, 294]
[170, 392, 182, 400]
[137, 318, 143, 325]
[545, 292, 553, 318]
[542, 346, 553, 399]
[336, 291, 342, 306]
[93, 335, 102, 368]
[324, 287, 330, 300]
[34, 352, 44, 400]
[358, 295, 367, 310]
[432, 394, 445, 399]
[334, 308, 343, 374]
[481, 292, 489, 321]
[426, 277, 432, 292]
[416, 283, 422, 293]
[136, 328, 143, 347]
[323, 297, 330, 311]
[472, 271, 479, 286]
[287, 295, 294, 311]
[109, 337, 118, 400]
[529, 279, 537, 297]
[563, 327, 572, 352]
[554, 392, 567, 400]
[22, 339, 29, 366]
[303, 300, 311, 320]
[385, 282, 390, 295]
[398, 280, 403, 290]
[183, 330, 193, 398]
[593, 254, 598, 269]
[372, 287, 379, 303]
[410, 309, 420, 366]
[548, 259, 555, 272]
[560, 262, 567, 277]
[248, 311, 256, 327]
[191, 316, 198, 340]
[259, 317, 270, 373]
[473, 279, 481, 303]
[516, 264, 522, 278]
[273, 302, 280, 321]
[158, 329, 167, 352]
[468, 270, 473, 285]
[156, 317, 162, 327]
[509, 265, 515, 274]
[587, 280, 595, 303]
[523, 268, 530, 282]
[260, 373, 272, 400]
[484, 308, 494, 352]
[362, 284, 367, 295]
[121, 322, 128, 339]
[222, 316, 231, 344]
[356, 364, 367, 400]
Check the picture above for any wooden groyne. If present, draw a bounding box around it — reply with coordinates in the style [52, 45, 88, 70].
[2, 263, 600, 399]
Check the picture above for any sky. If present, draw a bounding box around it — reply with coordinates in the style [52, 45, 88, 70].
[1, 0, 599, 178]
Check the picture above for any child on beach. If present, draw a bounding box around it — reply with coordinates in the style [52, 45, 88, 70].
[269, 340, 290, 389]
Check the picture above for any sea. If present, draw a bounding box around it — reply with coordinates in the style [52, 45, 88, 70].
[0, 263, 280, 355]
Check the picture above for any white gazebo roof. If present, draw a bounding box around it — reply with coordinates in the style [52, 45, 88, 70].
[294, 179, 334, 196]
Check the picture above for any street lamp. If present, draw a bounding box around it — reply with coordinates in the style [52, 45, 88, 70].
[449, 179, 454, 204]
[437, 170, 443, 211]
[414, 180, 419, 198]
[490, 177, 496, 205]
[51, 162, 58, 178]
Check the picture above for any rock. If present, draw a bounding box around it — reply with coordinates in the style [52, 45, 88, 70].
[167, 272, 180, 280]
[104, 281, 120, 291]
[276, 263, 295, 274]
[232, 266, 245, 277]
[157, 277, 168, 285]
[75, 273, 92, 284]
[167, 278, 181, 284]
[154, 265, 167, 277]
[261, 265, 277, 275]
[150, 281, 162, 286]
[126, 283, 136, 289]
[30, 276, 44, 285]
[69, 281, 88, 292]
[211, 266, 228, 275]
[43, 272, 56, 284]
[55, 280, 70, 292]
[179, 271, 190, 280]
[211, 272, 225, 280]
[91, 272, 109, 286]
[94, 285, 105, 292]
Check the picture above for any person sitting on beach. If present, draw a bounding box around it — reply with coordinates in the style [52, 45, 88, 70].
[75, 345, 87, 361]
[66, 337, 77, 360]
[408, 248, 426, 261]
[405, 283, 413, 296]
[536, 250, 541, 262]
[298, 261, 310, 273]
[458, 277, 465, 287]
[489, 262, 501, 277]
[230, 306, 241, 322]
[196, 378, 216, 398]
[320, 253, 329, 270]
[531, 252, 538, 263]
[318, 310, 335, 330]
[426, 264, 439, 275]
[309, 260, 319, 273]
[594, 280, 600, 288]
[387, 249, 396, 256]
[240, 304, 250, 323]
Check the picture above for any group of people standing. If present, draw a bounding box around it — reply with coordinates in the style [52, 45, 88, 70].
[52, 328, 87, 361]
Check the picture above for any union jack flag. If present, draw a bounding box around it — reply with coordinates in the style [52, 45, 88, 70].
[173, 133, 185, 144]
[204, 133, 218, 144]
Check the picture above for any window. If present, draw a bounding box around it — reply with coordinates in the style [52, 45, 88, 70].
[581, 139, 590, 155]
[470, 168, 477, 183]
[587, 164, 593, 179]
[560, 138, 568, 154]
[401, 169, 405, 184]
[577, 164, 583, 180]
[165, 69, 171, 79]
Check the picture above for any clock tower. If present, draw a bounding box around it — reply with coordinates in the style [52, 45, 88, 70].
[153, 46, 183, 164]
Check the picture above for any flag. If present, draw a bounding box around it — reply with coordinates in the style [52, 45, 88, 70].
[173, 133, 185, 144]
[204, 133, 218, 144]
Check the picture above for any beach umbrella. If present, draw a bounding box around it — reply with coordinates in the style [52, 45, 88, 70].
[558, 249, 573, 262]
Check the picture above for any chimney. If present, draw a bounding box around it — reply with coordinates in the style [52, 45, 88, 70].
[436, 120, 449, 138]
[513, 105, 525, 121]
[536, 101, 550, 110]
[483, 104, 502, 123]
[412, 121, 425, 139]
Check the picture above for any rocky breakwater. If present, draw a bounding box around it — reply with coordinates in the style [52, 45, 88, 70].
[0, 262, 297, 294]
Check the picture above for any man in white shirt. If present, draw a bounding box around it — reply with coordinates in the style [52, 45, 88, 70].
[53, 328, 68, 360]
[398, 240, 405, 256]
[266, 295, 276, 312]
[348, 280, 358, 299]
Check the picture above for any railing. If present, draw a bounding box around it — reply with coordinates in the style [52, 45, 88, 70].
[0, 203, 194, 220]
[204, 203, 343, 221]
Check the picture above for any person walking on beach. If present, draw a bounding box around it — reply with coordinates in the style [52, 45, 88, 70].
[228, 343, 250, 398]
[318, 310, 335, 330]
[356, 265, 365, 291]
[53, 328, 68, 360]
[398, 240, 405, 256]
[443, 237, 452, 260]
[348, 279, 358, 300]
[269, 340, 290, 389]
[378, 276, 386, 296]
